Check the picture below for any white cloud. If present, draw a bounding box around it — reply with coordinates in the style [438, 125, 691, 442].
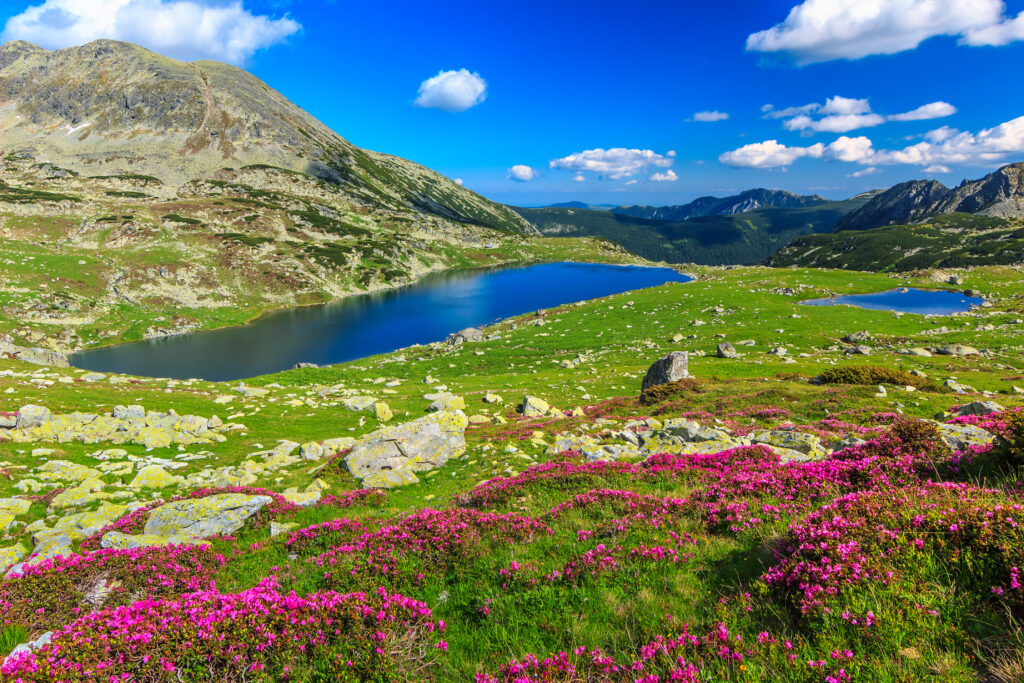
[572, 174, 585, 182]
[762, 103, 820, 119]
[784, 112, 885, 133]
[453, 178, 464, 185]
[650, 170, 678, 181]
[549, 148, 674, 179]
[847, 166, 880, 177]
[923, 164, 952, 173]
[819, 96, 870, 115]
[0, 0, 300, 65]
[625, 179, 638, 185]
[413, 69, 487, 113]
[507, 164, 538, 182]
[746, 0, 1015, 64]
[691, 110, 729, 122]
[887, 101, 957, 121]
[719, 139, 825, 168]
[721, 116, 1024, 170]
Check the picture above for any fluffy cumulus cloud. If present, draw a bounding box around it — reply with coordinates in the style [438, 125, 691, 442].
[572, 174, 585, 182]
[650, 170, 678, 181]
[888, 101, 957, 121]
[453, 178, 464, 185]
[0, 0, 300, 65]
[847, 166, 880, 177]
[507, 164, 538, 182]
[719, 139, 825, 168]
[413, 69, 487, 113]
[771, 95, 955, 133]
[746, 0, 1024, 64]
[549, 148, 674, 179]
[691, 110, 729, 122]
[720, 116, 1024, 170]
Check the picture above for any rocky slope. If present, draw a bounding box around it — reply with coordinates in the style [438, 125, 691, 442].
[835, 164, 1024, 231]
[0, 39, 532, 234]
[613, 188, 829, 221]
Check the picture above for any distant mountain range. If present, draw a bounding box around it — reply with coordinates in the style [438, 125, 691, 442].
[612, 189, 829, 221]
[769, 163, 1024, 271]
[513, 192, 876, 265]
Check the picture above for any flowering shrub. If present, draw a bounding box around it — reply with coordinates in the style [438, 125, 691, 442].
[765, 483, 1024, 615]
[318, 489, 387, 509]
[1, 581, 443, 681]
[0, 545, 225, 631]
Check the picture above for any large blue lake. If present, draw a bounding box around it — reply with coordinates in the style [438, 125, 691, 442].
[801, 288, 982, 315]
[71, 262, 690, 382]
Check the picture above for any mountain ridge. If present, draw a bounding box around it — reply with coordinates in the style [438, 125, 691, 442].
[612, 188, 829, 222]
[0, 39, 533, 234]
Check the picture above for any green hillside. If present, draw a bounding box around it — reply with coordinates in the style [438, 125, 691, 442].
[514, 194, 875, 264]
[769, 213, 1024, 271]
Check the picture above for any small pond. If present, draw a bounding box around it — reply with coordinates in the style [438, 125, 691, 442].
[801, 288, 982, 315]
[71, 262, 690, 382]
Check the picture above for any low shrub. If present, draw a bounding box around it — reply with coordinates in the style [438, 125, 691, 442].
[816, 366, 932, 389]
[990, 410, 1024, 469]
[639, 378, 704, 405]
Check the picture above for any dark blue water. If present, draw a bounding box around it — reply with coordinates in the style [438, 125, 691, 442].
[801, 288, 982, 315]
[71, 262, 690, 381]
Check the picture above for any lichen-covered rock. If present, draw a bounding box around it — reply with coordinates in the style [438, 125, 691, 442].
[425, 393, 465, 411]
[144, 494, 273, 539]
[749, 430, 827, 458]
[0, 498, 31, 532]
[345, 410, 468, 489]
[343, 396, 377, 412]
[49, 479, 109, 508]
[16, 405, 51, 429]
[281, 490, 321, 507]
[374, 402, 394, 422]
[0, 543, 27, 572]
[35, 460, 102, 482]
[360, 469, 420, 489]
[99, 532, 202, 549]
[954, 401, 1005, 417]
[129, 465, 185, 489]
[936, 423, 995, 451]
[935, 343, 980, 356]
[520, 396, 550, 417]
[299, 441, 324, 460]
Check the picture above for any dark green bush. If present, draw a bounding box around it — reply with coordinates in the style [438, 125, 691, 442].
[639, 378, 705, 405]
[991, 411, 1024, 469]
[816, 365, 931, 389]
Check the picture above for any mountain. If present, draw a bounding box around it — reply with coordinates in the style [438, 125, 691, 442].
[0, 39, 531, 234]
[835, 164, 1024, 231]
[612, 188, 829, 221]
[513, 193, 875, 265]
[769, 164, 1024, 271]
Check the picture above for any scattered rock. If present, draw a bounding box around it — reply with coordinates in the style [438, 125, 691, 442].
[954, 401, 1005, 417]
[520, 396, 550, 417]
[640, 351, 690, 392]
[935, 343, 980, 357]
[144, 494, 273, 538]
[843, 331, 872, 343]
[345, 411, 468, 489]
[716, 342, 738, 359]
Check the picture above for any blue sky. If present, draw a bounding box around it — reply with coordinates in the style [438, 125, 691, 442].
[3, 0, 1024, 206]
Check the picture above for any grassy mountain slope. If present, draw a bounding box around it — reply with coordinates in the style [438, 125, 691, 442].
[1, 264, 1024, 680]
[0, 154, 634, 354]
[769, 213, 1024, 271]
[514, 194, 875, 264]
[0, 39, 531, 234]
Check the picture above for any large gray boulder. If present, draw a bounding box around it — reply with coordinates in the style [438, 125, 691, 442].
[447, 327, 484, 345]
[345, 410, 468, 489]
[641, 351, 690, 391]
[144, 494, 273, 538]
[716, 343, 739, 359]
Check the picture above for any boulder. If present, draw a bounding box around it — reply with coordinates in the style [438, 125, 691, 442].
[749, 430, 826, 459]
[144, 494, 273, 538]
[16, 405, 51, 429]
[299, 441, 325, 460]
[716, 342, 738, 359]
[482, 393, 503, 404]
[935, 344, 980, 357]
[845, 345, 872, 355]
[447, 327, 484, 345]
[345, 411, 468, 488]
[843, 331, 872, 343]
[520, 396, 550, 417]
[129, 465, 184, 490]
[954, 401, 1005, 417]
[425, 393, 465, 411]
[100, 532, 202, 549]
[0, 543, 27, 572]
[374, 402, 394, 422]
[936, 423, 995, 451]
[343, 396, 378, 412]
[640, 351, 690, 392]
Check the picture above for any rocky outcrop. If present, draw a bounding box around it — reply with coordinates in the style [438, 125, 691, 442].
[0, 337, 68, 367]
[142, 494, 272, 538]
[835, 180, 950, 231]
[613, 189, 829, 221]
[931, 163, 1024, 218]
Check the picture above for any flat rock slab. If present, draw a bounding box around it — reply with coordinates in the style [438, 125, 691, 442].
[144, 493, 273, 538]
